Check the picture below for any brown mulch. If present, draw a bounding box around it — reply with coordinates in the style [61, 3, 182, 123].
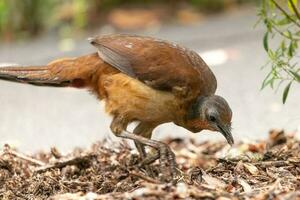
[1, 130, 300, 200]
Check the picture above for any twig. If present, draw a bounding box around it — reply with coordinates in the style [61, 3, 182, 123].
[288, 0, 300, 21]
[129, 171, 161, 184]
[5, 149, 45, 166]
[62, 180, 93, 187]
[217, 159, 291, 168]
[35, 154, 96, 173]
[117, 164, 161, 184]
[272, 24, 300, 41]
[270, 0, 300, 28]
[253, 160, 290, 168]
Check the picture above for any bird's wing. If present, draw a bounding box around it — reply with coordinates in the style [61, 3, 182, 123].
[90, 34, 217, 99]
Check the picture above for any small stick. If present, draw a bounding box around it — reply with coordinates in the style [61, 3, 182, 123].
[62, 180, 93, 187]
[118, 164, 161, 184]
[253, 160, 289, 168]
[35, 154, 96, 173]
[129, 171, 161, 184]
[5, 148, 45, 166]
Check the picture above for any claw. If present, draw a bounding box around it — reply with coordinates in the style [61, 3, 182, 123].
[134, 141, 155, 177]
[139, 142, 178, 182]
[118, 131, 178, 182]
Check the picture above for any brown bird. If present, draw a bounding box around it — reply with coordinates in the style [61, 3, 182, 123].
[0, 34, 233, 180]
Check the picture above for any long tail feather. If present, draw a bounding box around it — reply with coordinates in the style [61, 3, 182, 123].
[0, 53, 102, 88]
[0, 65, 72, 87]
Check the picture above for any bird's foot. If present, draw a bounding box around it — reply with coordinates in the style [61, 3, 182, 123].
[134, 141, 155, 178]
[119, 131, 178, 182]
[138, 142, 178, 182]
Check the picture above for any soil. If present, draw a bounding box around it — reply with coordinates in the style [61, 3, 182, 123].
[1, 130, 300, 200]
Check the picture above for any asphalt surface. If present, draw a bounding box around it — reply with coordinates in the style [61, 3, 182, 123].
[0, 8, 299, 153]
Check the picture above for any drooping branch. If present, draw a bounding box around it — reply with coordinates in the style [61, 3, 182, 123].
[288, 0, 300, 21]
[270, 0, 300, 28]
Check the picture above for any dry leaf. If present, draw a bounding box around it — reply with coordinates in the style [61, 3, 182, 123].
[243, 163, 259, 175]
[202, 170, 226, 189]
[238, 178, 252, 193]
[1, 129, 299, 199]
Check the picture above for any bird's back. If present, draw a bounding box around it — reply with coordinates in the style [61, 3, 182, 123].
[90, 34, 217, 102]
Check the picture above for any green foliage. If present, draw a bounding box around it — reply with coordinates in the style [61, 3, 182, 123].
[0, 0, 86, 40]
[0, 0, 257, 40]
[282, 81, 292, 103]
[189, 0, 225, 12]
[0, 0, 56, 39]
[258, 0, 300, 103]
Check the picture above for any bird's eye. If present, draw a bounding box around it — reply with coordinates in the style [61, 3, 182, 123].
[209, 115, 216, 122]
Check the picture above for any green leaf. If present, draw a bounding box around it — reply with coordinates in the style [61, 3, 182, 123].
[289, 70, 300, 82]
[293, 40, 298, 49]
[287, 30, 293, 39]
[288, 42, 294, 57]
[277, 17, 291, 26]
[282, 82, 292, 104]
[264, 19, 273, 32]
[288, 40, 298, 57]
[288, 0, 298, 14]
[268, 49, 275, 60]
[263, 32, 269, 52]
[261, 71, 274, 90]
[270, 77, 275, 89]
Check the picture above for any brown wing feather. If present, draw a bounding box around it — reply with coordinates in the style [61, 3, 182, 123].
[89, 34, 217, 100]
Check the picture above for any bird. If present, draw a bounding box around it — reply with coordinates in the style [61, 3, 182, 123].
[0, 34, 233, 181]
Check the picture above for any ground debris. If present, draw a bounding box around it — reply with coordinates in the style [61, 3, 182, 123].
[1, 129, 300, 199]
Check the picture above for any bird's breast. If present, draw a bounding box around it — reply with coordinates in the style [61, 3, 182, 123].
[100, 73, 185, 124]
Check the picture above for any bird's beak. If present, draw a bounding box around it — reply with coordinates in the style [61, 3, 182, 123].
[217, 124, 234, 146]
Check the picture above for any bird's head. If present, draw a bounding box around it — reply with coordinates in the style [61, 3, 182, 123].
[185, 95, 234, 145]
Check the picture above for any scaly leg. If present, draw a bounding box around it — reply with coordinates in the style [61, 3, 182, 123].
[118, 131, 177, 181]
[111, 116, 177, 181]
[145, 145, 176, 181]
[133, 123, 156, 177]
[134, 140, 155, 176]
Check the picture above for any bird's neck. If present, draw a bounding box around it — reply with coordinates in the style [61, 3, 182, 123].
[174, 96, 206, 128]
[186, 96, 207, 120]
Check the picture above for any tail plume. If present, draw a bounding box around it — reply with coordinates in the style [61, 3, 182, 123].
[0, 65, 71, 87]
[0, 53, 101, 87]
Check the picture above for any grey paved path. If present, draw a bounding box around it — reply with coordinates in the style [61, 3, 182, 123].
[0, 8, 299, 152]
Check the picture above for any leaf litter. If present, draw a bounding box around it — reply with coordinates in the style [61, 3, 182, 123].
[0, 129, 300, 199]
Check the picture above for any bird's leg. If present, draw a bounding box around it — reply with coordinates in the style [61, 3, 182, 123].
[139, 145, 177, 181]
[134, 124, 177, 179]
[111, 117, 149, 162]
[134, 141, 155, 177]
[110, 116, 151, 169]
[118, 131, 177, 181]
[110, 116, 177, 181]
[134, 141, 146, 158]
[140, 151, 160, 166]
[133, 123, 155, 177]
